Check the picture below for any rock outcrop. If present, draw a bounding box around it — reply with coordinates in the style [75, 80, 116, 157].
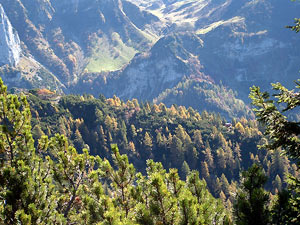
[0, 4, 21, 67]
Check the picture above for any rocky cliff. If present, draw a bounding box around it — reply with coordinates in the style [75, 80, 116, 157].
[0, 4, 21, 67]
[0, 0, 157, 88]
[108, 33, 207, 100]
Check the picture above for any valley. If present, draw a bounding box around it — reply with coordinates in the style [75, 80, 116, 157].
[0, 0, 299, 112]
[1, 0, 300, 223]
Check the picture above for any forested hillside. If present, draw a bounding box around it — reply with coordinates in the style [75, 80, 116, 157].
[1, 0, 300, 224]
[1, 0, 300, 116]
[2, 75, 300, 224]
[0, 78, 232, 224]
[26, 89, 299, 207]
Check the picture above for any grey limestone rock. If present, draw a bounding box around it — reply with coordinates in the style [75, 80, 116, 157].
[0, 3, 21, 67]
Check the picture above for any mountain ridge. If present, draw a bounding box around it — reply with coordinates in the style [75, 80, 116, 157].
[1, 0, 300, 118]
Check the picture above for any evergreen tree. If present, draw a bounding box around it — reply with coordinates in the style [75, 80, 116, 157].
[181, 161, 190, 179]
[234, 164, 270, 225]
[193, 129, 203, 150]
[144, 132, 153, 158]
[156, 132, 163, 147]
[32, 124, 45, 140]
[273, 175, 282, 193]
[0, 79, 63, 224]
[98, 125, 108, 152]
[73, 127, 85, 150]
[0, 78, 232, 224]
[250, 80, 300, 223]
[220, 174, 230, 197]
[170, 136, 184, 167]
[235, 122, 245, 136]
[217, 148, 226, 170]
[271, 189, 299, 225]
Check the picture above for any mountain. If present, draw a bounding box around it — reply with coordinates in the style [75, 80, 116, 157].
[1, 2, 300, 222]
[0, 0, 300, 117]
[102, 33, 207, 100]
[153, 77, 254, 119]
[0, 0, 158, 90]
[74, 32, 252, 118]
[124, 0, 300, 100]
[0, 2, 62, 91]
[73, 0, 300, 116]
[194, 0, 300, 99]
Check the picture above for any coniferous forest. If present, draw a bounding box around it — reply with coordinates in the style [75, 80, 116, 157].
[1, 76, 300, 224]
[0, 0, 300, 225]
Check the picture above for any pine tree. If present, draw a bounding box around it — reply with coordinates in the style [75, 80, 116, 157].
[156, 132, 163, 147]
[132, 99, 139, 108]
[220, 174, 230, 197]
[250, 80, 300, 223]
[0, 78, 63, 224]
[175, 125, 186, 142]
[0, 78, 232, 224]
[100, 145, 136, 219]
[186, 171, 229, 224]
[104, 115, 113, 132]
[128, 141, 136, 153]
[220, 191, 226, 203]
[159, 103, 167, 114]
[271, 189, 299, 225]
[181, 161, 190, 179]
[273, 175, 282, 192]
[235, 122, 245, 135]
[98, 125, 108, 151]
[234, 164, 270, 225]
[170, 136, 184, 167]
[119, 120, 128, 146]
[73, 127, 85, 150]
[217, 148, 226, 170]
[32, 124, 45, 140]
[215, 132, 227, 148]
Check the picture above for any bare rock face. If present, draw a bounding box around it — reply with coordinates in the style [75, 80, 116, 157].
[0, 4, 21, 66]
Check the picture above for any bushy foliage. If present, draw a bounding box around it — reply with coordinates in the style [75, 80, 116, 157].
[0, 78, 231, 224]
[234, 164, 270, 225]
[26, 88, 299, 212]
[250, 81, 300, 224]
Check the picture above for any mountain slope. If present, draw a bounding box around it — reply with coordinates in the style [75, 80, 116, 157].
[0, 0, 159, 90]
[74, 32, 252, 118]
[195, 0, 300, 99]
[128, 0, 300, 97]
[1, 0, 300, 117]
[153, 78, 254, 119]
